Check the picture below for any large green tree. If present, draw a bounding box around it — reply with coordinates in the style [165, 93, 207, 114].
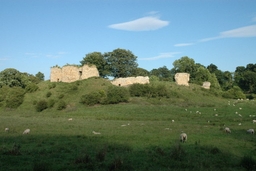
[150, 66, 173, 81]
[104, 48, 138, 78]
[234, 64, 256, 93]
[80, 52, 109, 78]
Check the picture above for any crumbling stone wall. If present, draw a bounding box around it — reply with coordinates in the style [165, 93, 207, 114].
[175, 73, 190, 86]
[50, 65, 99, 83]
[202, 81, 211, 89]
[111, 76, 149, 86]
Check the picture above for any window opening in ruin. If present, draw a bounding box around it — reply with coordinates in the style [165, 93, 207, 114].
[57, 78, 59, 82]
[118, 84, 121, 86]
[79, 71, 82, 79]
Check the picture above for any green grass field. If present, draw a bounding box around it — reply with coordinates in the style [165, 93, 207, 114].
[0, 79, 256, 170]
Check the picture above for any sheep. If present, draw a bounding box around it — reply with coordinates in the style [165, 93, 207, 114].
[253, 120, 256, 124]
[224, 127, 231, 133]
[23, 129, 30, 134]
[5, 128, 9, 132]
[68, 118, 72, 121]
[92, 131, 101, 135]
[247, 129, 254, 134]
[180, 133, 187, 143]
[172, 120, 175, 123]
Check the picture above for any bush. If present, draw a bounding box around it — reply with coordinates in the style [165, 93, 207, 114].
[46, 91, 52, 98]
[36, 100, 48, 112]
[58, 94, 64, 99]
[240, 155, 256, 171]
[129, 83, 150, 97]
[47, 99, 55, 108]
[48, 83, 56, 89]
[105, 86, 130, 104]
[57, 100, 66, 110]
[5, 87, 25, 108]
[80, 90, 106, 106]
[222, 86, 246, 99]
[25, 83, 39, 93]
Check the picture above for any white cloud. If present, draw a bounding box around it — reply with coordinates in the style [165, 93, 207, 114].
[0, 57, 8, 61]
[108, 16, 169, 31]
[174, 43, 194, 47]
[252, 16, 256, 22]
[200, 24, 256, 42]
[139, 52, 179, 61]
[220, 25, 256, 37]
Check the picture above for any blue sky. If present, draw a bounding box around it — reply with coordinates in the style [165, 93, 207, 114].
[1, 0, 256, 80]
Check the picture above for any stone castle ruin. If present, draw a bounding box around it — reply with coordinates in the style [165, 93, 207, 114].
[111, 76, 150, 86]
[50, 65, 99, 83]
[175, 73, 190, 86]
[202, 81, 211, 89]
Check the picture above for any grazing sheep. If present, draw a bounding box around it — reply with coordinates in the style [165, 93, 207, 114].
[68, 118, 72, 121]
[92, 131, 101, 135]
[247, 129, 254, 134]
[23, 129, 30, 134]
[224, 127, 231, 133]
[180, 133, 187, 143]
[5, 128, 9, 132]
[172, 120, 175, 123]
[253, 120, 256, 124]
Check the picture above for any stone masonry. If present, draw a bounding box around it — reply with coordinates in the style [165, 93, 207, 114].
[50, 65, 99, 83]
[111, 76, 150, 86]
[175, 73, 190, 86]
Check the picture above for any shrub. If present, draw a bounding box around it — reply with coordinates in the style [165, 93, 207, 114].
[48, 83, 56, 89]
[240, 155, 256, 171]
[5, 87, 25, 108]
[58, 94, 64, 99]
[46, 91, 52, 98]
[57, 100, 66, 110]
[25, 83, 39, 93]
[47, 99, 55, 108]
[222, 86, 246, 99]
[36, 100, 48, 112]
[129, 83, 150, 97]
[80, 90, 106, 106]
[105, 86, 130, 104]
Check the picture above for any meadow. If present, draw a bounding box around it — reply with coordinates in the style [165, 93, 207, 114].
[0, 78, 256, 171]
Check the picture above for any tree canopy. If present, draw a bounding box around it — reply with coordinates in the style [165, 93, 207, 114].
[104, 48, 138, 78]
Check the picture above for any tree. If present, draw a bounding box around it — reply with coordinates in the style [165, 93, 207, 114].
[132, 67, 149, 77]
[172, 56, 200, 83]
[80, 52, 109, 78]
[104, 48, 138, 78]
[234, 64, 256, 93]
[35, 72, 45, 81]
[150, 66, 173, 81]
[0, 68, 24, 88]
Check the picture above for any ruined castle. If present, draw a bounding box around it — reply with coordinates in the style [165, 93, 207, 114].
[50, 65, 99, 83]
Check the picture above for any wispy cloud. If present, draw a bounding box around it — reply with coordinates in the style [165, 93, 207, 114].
[108, 15, 169, 31]
[139, 52, 179, 61]
[0, 57, 9, 61]
[174, 43, 194, 47]
[200, 24, 256, 42]
[25, 51, 67, 58]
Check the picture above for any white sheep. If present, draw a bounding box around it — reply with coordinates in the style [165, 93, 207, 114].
[247, 129, 254, 134]
[172, 120, 175, 123]
[180, 133, 187, 143]
[5, 128, 9, 132]
[68, 118, 72, 121]
[92, 131, 101, 135]
[23, 129, 30, 134]
[224, 127, 231, 133]
[253, 120, 256, 124]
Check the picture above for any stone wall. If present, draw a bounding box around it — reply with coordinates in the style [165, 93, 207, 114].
[202, 81, 211, 89]
[50, 65, 99, 83]
[175, 73, 190, 86]
[111, 76, 150, 86]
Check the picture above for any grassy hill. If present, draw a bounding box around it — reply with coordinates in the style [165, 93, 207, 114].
[0, 78, 256, 170]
